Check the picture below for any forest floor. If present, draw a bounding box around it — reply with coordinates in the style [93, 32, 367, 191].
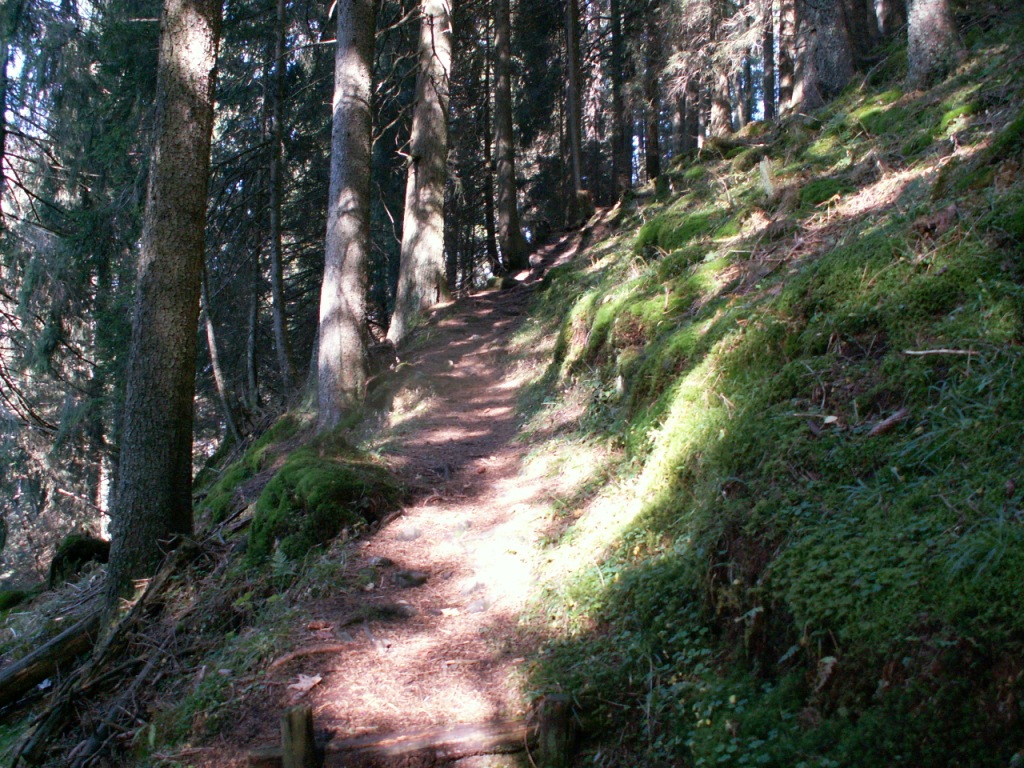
[200, 230, 589, 766]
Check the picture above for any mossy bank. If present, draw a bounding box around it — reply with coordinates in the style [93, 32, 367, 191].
[519, 17, 1024, 768]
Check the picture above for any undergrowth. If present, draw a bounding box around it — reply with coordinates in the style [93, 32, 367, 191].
[526, 23, 1024, 768]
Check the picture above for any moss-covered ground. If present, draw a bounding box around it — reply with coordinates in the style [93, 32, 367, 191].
[515, 22, 1024, 768]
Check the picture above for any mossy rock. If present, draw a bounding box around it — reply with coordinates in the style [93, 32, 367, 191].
[248, 450, 401, 563]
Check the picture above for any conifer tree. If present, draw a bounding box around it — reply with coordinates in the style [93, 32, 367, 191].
[106, 0, 222, 601]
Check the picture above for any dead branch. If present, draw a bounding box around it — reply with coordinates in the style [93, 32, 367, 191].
[0, 611, 100, 710]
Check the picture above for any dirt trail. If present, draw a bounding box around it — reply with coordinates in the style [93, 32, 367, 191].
[238, 231, 585, 763]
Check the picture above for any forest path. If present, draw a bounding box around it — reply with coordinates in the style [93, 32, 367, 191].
[237, 229, 588, 765]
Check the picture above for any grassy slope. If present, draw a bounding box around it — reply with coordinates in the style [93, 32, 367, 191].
[517, 17, 1024, 768]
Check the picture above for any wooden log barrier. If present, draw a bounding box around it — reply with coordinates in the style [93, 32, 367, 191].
[249, 716, 532, 767]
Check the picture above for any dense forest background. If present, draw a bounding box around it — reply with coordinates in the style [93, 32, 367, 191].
[0, 0, 974, 581]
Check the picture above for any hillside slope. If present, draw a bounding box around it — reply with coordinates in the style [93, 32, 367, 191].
[518, 18, 1024, 768]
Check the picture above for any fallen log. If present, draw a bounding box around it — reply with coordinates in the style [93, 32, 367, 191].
[249, 719, 532, 768]
[0, 611, 101, 710]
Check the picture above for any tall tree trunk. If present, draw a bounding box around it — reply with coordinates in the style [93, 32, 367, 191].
[609, 0, 631, 196]
[740, 53, 754, 126]
[762, 0, 777, 121]
[710, 66, 732, 137]
[388, 0, 452, 346]
[793, 0, 853, 111]
[643, 11, 661, 181]
[0, 0, 25, 236]
[482, 45, 500, 273]
[564, 0, 584, 225]
[493, 0, 529, 271]
[268, 0, 296, 390]
[105, 0, 222, 603]
[843, 0, 881, 68]
[778, 0, 795, 112]
[682, 76, 700, 152]
[245, 256, 259, 411]
[317, 0, 375, 431]
[907, 0, 962, 87]
[201, 271, 242, 445]
[878, 0, 907, 37]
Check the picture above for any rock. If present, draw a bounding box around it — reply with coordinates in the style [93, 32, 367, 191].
[366, 555, 394, 568]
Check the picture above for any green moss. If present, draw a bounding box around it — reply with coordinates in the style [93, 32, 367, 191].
[799, 177, 852, 208]
[636, 211, 718, 252]
[248, 448, 401, 563]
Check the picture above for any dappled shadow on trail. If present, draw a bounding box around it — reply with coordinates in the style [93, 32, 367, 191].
[219, 229, 589, 764]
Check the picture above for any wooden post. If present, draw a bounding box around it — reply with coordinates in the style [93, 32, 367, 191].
[537, 694, 576, 768]
[281, 706, 320, 768]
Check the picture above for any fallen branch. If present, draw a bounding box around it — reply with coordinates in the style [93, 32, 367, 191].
[903, 349, 975, 357]
[0, 611, 101, 710]
[867, 408, 911, 437]
[268, 645, 352, 672]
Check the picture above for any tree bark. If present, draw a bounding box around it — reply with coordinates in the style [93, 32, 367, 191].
[907, 0, 962, 88]
[0, 0, 26, 236]
[388, 0, 452, 346]
[609, 0, 632, 195]
[878, 0, 907, 37]
[843, 0, 881, 68]
[317, 0, 375, 431]
[201, 271, 243, 444]
[105, 0, 222, 603]
[777, 0, 795, 113]
[564, 0, 585, 225]
[493, 0, 529, 271]
[762, 0, 777, 121]
[642, 10, 661, 181]
[482, 58, 500, 274]
[269, 0, 297, 390]
[792, 0, 853, 112]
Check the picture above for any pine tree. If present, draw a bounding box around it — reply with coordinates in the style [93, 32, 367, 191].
[388, 0, 453, 346]
[317, 0, 376, 430]
[106, 0, 222, 601]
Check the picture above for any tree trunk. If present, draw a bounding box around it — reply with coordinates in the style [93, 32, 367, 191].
[564, 0, 585, 225]
[482, 61, 500, 274]
[317, 0, 375, 431]
[0, 0, 25, 236]
[388, 0, 452, 346]
[269, 0, 297, 390]
[493, 0, 529, 271]
[246, 256, 260, 412]
[683, 75, 700, 152]
[762, 0, 777, 121]
[878, 0, 907, 37]
[643, 12, 661, 181]
[201, 271, 243, 444]
[843, 0, 881, 68]
[778, 0, 795, 112]
[710, 65, 732, 137]
[792, 0, 853, 111]
[907, 0, 962, 87]
[609, 0, 631, 195]
[105, 0, 222, 603]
